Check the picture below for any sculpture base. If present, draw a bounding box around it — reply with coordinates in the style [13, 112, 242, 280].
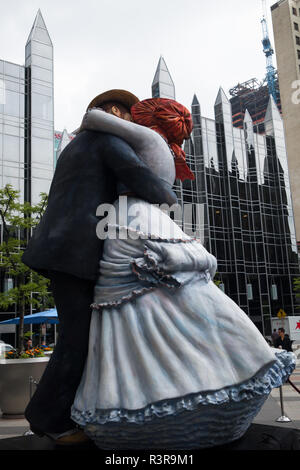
[0, 424, 299, 452]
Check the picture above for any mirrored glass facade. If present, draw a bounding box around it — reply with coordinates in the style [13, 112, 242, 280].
[152, 56, 175, 100]
[24, 10, 54, 204]
[0, 11, 54, 206]
[0, 60, 25, 202]
[173, 89, 299, 335]
[0, 11, 55, 338]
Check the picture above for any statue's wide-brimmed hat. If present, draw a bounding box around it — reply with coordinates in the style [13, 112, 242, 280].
[87, 89, 139, 111]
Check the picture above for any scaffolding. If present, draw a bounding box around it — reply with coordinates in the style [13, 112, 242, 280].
[229, 75, 281, 132]
[228, 1, 281, 133]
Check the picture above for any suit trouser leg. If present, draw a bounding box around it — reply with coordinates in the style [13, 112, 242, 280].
[25, 272, 95, 434]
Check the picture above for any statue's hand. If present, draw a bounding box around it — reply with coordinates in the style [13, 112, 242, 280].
[77, 108, 108, 134]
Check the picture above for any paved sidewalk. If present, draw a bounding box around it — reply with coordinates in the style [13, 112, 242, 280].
[0, 416, 30, 440]
[1, 354, 299, 441]
[254, 352, 300, 430]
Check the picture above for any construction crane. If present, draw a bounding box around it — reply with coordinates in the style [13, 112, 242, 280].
[261, 0, 278, 102]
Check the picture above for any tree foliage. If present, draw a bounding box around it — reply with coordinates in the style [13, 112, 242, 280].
[293, 277, 300, 309]
[0, 184, 54, 352]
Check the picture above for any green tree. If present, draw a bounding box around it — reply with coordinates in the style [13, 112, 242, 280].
[213, 273, 222, 288]
[0, 184, 54, 352]
[293, 277, 300, 310]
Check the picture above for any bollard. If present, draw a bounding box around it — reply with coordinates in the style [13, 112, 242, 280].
[29, 375, 38, 400]
[276, 385, 292, 423]
[24, 377, 39, 437]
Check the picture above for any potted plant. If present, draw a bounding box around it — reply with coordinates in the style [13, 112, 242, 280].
[0, 347, 50, 418]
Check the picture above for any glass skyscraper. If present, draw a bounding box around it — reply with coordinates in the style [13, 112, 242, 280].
[152, 56, 175, 100]
[0, 10, 54, 205]
[0, 11, 55, 338]
[153, 58, 300, 335]
[24, 10, 54, 204]
[0, 60, 26, 202]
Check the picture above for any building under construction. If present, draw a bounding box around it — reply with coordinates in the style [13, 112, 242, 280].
[230, 1, 282, 134]
[229, 76, 281, 133]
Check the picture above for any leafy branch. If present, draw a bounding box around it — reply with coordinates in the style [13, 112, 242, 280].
[293, 277, 300, 310]
[0, 185, 54, 352]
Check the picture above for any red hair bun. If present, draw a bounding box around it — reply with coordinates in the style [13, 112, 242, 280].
[131, 98, 195, 182]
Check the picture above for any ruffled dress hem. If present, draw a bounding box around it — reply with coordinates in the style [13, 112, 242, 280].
[71, 350, 295, 427]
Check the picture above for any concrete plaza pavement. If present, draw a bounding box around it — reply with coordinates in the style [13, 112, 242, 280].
[1, 351, 299, 442]
[253, 350, 300, 430]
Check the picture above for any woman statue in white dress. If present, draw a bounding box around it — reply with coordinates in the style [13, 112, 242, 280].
[71, 98, 295, 450]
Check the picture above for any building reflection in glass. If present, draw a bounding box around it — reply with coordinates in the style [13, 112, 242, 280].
[173, 89, 299, 336]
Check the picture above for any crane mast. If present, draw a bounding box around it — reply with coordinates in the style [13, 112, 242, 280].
[261, 0, 278, 101]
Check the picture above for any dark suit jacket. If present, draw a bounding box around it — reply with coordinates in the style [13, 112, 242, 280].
[274, 335, 293, 352]
[22, 130, 177, 281]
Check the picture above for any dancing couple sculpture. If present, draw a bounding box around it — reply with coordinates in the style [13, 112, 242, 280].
[22, 89, 295, 449]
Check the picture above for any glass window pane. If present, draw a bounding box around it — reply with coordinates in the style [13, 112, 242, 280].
[159, 83, 174, 98]
[25, 42, 31, 60]
[159, 70, 172, 84]
[0, 78, 5, 104]
[4, 62, 20, 78]
[5, 79, 19, 92]
[3, 134, 20, 162]
[31, 55, 52, 70]
[2, 176, 21, 189]
[4, 90, 20, 117]
[31, 137, 53, 165]
[19, 94, 24, 118]
[30, 42, 53, 59]
[32, 92, 53, 120]
[3, 162, 20, 178]
[33, 27, 51, 44]
[32, 82, 53, 96]
[32, 127, 53, 139]
[31, 178, 52, 205]
[3, 124, 20, 136]
[31, 65, 52, 83]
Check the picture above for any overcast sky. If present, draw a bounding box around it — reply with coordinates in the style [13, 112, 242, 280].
[0, 0, 277, 132]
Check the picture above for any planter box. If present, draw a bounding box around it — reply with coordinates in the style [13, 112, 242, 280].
[0, 357, 49, 418]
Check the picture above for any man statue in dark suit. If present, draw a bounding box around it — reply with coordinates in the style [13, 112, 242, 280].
[22, 89, 177, 445]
